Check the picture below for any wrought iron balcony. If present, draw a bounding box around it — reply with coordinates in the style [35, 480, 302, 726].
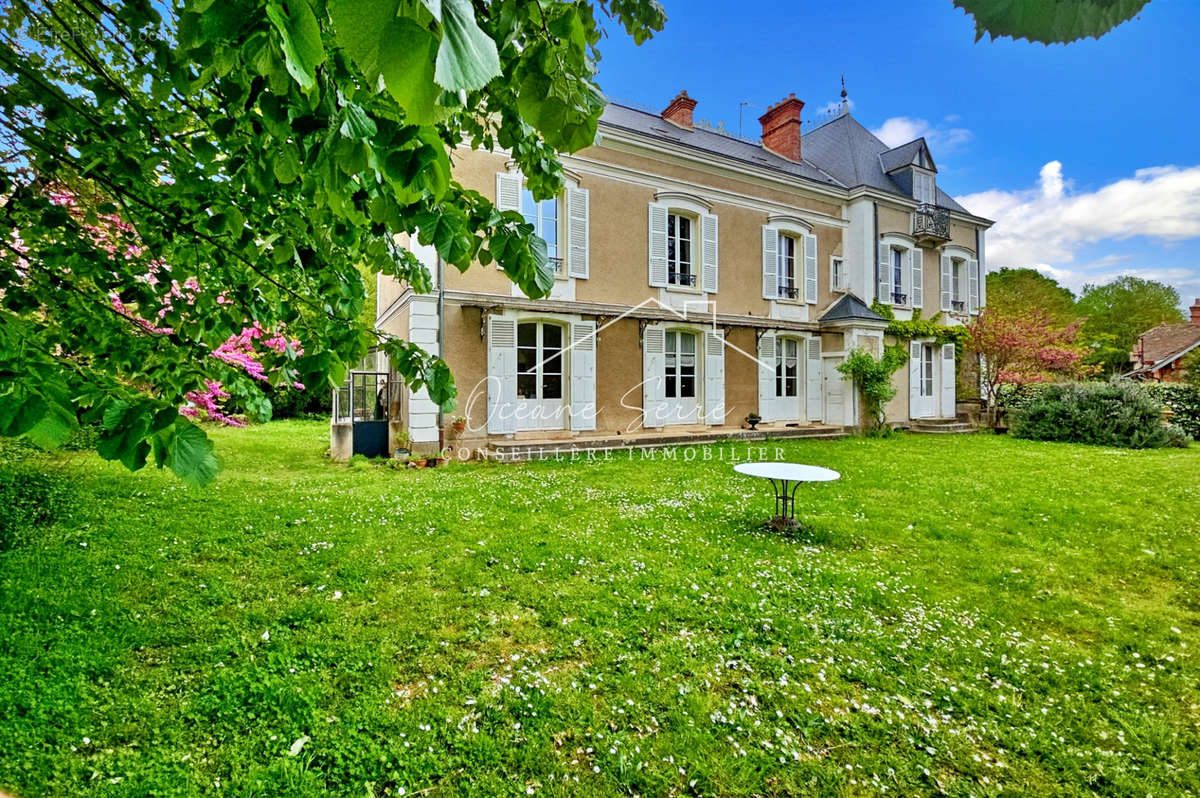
[549, 256, 563, 274]
[912, 203, 951, 244]
[777, 283, 799, 300]
[951, 299, 965, 312]
[891, 291, 907, 306]
[668, 270, 696, 287]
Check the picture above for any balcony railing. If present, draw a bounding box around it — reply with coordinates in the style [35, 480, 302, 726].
[777, 283, 799, 300]
[912, 203, 951, 243]
[951, 299, 965, 312]
[891, 291, 907, 306]
[549, 256, 563, 274]
[668, 270, 696, 287]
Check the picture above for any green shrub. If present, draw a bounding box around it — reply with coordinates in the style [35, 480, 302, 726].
[1143, 383, 1200, 438]
[1011, 380, 1172, 448]
[0, 463, 74, 549]
[1165, 423, 1192, 448]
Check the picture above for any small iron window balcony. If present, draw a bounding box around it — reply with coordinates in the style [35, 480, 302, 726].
[891, 291, 908, 306]
[668, 270, 696, 287]
[912, 203, 951, 243]
[951, 299, 965, 312]
[777, 283, 799, 300]
[549, 256, 563, 274]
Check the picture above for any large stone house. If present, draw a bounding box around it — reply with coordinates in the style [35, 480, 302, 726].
[1128, 299, 1200, 381]
[367, 90, 993, 457]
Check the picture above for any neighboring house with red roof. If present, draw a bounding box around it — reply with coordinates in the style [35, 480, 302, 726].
[1128, 299, 1200, 381]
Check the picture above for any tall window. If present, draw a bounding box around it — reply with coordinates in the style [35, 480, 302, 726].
[516, 322, 563, 400]
[914, 171, 935, 204]
[666, 213, 694, 286]
[952, 259, 964, 308]
[775, 338, 799, 398]
[664, 331, 696, 399]
[920, 344, 935, 397]
[521, 189, 560, 271]
[892, 248, 905, 305]
[831, 257, 845, 292]
[777, 233, 798, 299]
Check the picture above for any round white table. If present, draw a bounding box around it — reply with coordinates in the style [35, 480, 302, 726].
[734, 462, 840, 528]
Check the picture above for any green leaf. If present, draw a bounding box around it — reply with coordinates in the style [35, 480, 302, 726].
[953, 0, 1150, 44]
[160, 420, 220, 486]
[265, 0, 326, 92]
[273, 144, 301, 183]
[339, 103, 378, 139]
[24, 400, 77, 450]
[434, 0, 500, 91]
[378, 17, 440, 124]
[328, 0, 399, 83]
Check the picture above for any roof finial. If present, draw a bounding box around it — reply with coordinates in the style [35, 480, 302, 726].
[840, 75, 849, 116]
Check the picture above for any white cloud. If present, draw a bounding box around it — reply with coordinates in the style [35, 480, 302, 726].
[957, 161, 1200, 301]
[870, 116, 972, 152]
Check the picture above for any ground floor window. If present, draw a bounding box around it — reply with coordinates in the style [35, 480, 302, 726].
[664, 330, 696, 399]
[920, 344, 935, 398]
[517, 321, 563, 400]
[775, 337, 799, 398]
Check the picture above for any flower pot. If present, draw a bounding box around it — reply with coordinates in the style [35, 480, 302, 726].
[393, 448, 411, 464]
[451, 422, 467, 434]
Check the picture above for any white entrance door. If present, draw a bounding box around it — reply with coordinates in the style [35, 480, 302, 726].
[516, 321, 567, 431]
[913, 343, 937, 419]
[823, 357, 846, 425]
[774, 337, 802, 420]
[663, 330, 700, 425]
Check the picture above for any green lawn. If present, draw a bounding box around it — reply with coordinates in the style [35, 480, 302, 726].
[3, 422, 1199, 797]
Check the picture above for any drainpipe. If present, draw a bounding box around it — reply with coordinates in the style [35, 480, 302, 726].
[872, 202, 879, 303]
[436, 254, 445, 456]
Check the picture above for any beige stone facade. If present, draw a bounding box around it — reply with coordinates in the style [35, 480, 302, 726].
[365, 94, 992, 458]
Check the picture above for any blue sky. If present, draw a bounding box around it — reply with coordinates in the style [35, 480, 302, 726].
[595, 0, 1200, 309]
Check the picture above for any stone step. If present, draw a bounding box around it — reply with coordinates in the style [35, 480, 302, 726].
[483, 427, 849, 461]
[910, 421, 975, 434]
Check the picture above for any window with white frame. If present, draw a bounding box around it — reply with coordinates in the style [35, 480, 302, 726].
[830, 256, 845, 292]
[775, 338, 799, 398]
[664, 330, 697, 398]
[913, 171, 935, 205]
[516, 321, 564, 400]
[777, 232, 798, 299]
[891, 247, 906, 305]
[521, 188, 561, 273]
[951, 258, 965, 311]
[666, 213, 695, 287]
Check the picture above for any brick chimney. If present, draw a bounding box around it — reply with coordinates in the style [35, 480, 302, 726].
[661, 90, 697, 129]
[1191, 298, 1200, 326]
[758, 94, 805, 162]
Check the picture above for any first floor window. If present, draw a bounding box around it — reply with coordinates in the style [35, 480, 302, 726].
[952, 259, 964, 308]
[777, 233, 798, 299]
[664, 330, 696, 398]
[892, 248, 905, 304]
[775, 338, 799, 397]
[516, 321, 563, 400]
[667, 213, 694, 286]
[831, 257, 844, 291]
[521, 188, 560, 271]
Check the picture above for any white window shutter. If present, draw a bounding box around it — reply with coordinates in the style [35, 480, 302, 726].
[878, 242, 892, 304]
[803, 233, 818, 304]
[701, 213, 719, 293]
[486, 316, 518, 434]
[805, 337, 822, 422]
[566, 187, 589, 279]
[569, 321, 596, 431]
[762, 226, 778, 300]
[940, 254, 952, 312]
[940, 343, 956, 418]
[496, 172, 522, 213]
[908, 340, 922, 417]
[642, 326, 666, 428]
[648, 204, 668, 288]
[703, 329, 725, 424]
[757, 332, 776, 422]
[911, 248, 924, 309]
[966, 258, 979, 313]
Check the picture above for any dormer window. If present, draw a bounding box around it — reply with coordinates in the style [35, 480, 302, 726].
[913, 170, 935, 205]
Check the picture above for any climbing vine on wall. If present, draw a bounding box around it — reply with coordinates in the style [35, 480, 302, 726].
[871, 302, 972, 351]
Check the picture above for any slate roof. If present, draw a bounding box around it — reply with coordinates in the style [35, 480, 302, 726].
[597, 103, 978, 216]
[878, 139, 929, 174]
[818, 293, 888, 324]
[799, 113, 968, 213]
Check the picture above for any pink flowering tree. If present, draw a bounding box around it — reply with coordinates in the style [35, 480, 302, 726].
[968, 309, 1095, 423]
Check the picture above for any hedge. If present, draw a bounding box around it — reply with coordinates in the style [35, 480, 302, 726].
[1009, 381, 1183, 449]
